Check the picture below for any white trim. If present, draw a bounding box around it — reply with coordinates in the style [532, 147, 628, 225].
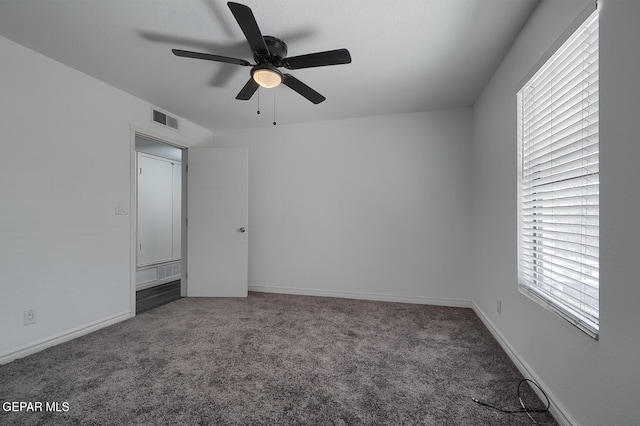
[136, 277, 181, 292]
[0, 312, 131, 365]
[519, 286, 599, 339]
[129, 126, 138, 318]
[248, 285, 472, 308]
[472, 301, 578, 426]
[181, 149, 188, 298]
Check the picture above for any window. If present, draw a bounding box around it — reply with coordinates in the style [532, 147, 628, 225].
[517, 3, 599, 337]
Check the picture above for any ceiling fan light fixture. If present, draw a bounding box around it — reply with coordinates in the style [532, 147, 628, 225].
[173, 3, 350, 103]
[252, 64, 283, 88]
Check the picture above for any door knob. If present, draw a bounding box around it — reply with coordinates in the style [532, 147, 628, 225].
[239, 227, 246, 233]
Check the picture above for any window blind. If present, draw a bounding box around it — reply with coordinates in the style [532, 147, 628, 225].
[517, 8, 599, 337]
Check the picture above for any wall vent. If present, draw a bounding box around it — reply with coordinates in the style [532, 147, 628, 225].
[151, 107, 179, 131]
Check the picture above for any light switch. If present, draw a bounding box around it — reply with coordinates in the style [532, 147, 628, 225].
[115, 203, 129, 215]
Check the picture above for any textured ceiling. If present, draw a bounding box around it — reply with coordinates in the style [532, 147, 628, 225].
[0, 0, 539, 131]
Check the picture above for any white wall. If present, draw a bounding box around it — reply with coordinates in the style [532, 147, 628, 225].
[0, 36, 212, 362]
[204, 110, 473, 305]
[6, 1, 638, 420]
[471, 0, 640, 424]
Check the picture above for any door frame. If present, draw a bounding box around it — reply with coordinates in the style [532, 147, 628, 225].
[129, 126, 188, 317]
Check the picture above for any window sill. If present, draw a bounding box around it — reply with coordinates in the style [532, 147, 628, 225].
[518, 285, 599, 340]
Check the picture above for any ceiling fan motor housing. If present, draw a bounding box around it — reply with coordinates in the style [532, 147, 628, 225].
[258, 36, 288, 66]
[172, 2, 350, 104]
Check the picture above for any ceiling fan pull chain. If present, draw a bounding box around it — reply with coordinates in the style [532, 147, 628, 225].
[273, 90, 277, 126]
[256, 88, 261, 115]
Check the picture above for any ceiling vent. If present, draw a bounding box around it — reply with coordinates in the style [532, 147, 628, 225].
[151, 107, 179, 131]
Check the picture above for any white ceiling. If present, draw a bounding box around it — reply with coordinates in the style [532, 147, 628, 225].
[0, 0, 539, 131]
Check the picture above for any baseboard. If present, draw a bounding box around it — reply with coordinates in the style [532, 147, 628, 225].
[248, 285, 472, 308]
[136, 280, 181, 314]
[471, 302, 577, 426]
[0, 311, 131, 365]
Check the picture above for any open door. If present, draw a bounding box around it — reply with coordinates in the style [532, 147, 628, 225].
[187, 147, 248, 297]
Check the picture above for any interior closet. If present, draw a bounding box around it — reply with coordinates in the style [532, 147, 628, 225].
[135, 135, 183, 313]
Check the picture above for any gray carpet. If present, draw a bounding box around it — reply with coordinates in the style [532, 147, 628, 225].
[1, 292, 556, 425]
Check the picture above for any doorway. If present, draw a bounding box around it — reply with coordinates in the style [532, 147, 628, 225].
[134, 135, 184, 313]
[129, 138, 249, 315]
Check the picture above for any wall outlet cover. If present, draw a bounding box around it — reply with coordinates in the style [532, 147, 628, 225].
[115, 203, 129, 215]
[24, 308, 37, 326]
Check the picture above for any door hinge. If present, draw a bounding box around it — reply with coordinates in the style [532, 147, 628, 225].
[139, 243, 142, 251]
[139, 167, 143, 175]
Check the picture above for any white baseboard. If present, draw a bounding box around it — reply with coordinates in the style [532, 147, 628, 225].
[248, 284, 472, 308]
[471, 302, 577, 426]
[0, 311, 131, 365]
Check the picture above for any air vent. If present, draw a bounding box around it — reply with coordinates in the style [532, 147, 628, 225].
[166, 115, 179, 129]
[151, 107, 179, 131]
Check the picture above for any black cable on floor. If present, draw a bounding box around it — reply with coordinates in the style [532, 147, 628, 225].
[472, 378, 551, 424]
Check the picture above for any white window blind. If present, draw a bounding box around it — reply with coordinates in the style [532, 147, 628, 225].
[517, 6, 599, 337]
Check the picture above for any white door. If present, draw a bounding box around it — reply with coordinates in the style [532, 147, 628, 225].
[187, 147, 248, 297]
[137, 153, 177, 266]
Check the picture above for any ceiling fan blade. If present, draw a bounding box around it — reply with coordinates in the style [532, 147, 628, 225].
[172, 49, 250, 66]
[227, 2, 269, 57]
[283, 48, 352, 70]
[282, 74, 326, 104]
[236, 78, 260, 100]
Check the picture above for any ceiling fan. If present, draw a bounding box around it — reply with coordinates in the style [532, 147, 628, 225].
[172, 1, 352, 104]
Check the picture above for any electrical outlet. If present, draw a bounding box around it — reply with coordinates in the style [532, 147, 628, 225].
[23, 309, 37, 326]
[497, 299, 502, 315]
